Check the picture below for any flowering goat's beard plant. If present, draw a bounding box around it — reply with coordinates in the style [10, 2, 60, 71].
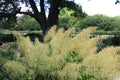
[3, 26, 120, 80]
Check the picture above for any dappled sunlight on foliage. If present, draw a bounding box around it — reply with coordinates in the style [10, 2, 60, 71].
[2, 26, 120, 80]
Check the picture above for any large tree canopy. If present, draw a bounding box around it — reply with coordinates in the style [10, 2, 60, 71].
[0, 0, 84, 34]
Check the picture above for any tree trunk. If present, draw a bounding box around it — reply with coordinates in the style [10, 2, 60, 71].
[48, 0, 61, 29]
[33, 13, 48, 35]
[40, 0, 62, 35]
[29, 0, 48, 35]
[29, 0, 62, 35]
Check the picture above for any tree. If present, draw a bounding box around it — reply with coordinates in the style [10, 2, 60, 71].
[0, 0, 82, 34]
[78, 14, 120, 31]
[0, 15, 16, 29]
[23, 17, 40, 31]
[16, 15, 40, 30]
[58, 7, 87, 29]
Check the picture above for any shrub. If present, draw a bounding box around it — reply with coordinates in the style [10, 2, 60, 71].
[0, 42, 16, 62]
[3, 61, 26, 80]
[2, 26, 120, 80]
[23, 18, 40, 31]
[0, 42, 18, 80]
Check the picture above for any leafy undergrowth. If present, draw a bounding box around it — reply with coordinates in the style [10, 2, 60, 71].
[1, 26, 120, 80]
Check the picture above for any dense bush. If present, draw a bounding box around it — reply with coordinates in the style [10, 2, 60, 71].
[1, 26, 120, 80]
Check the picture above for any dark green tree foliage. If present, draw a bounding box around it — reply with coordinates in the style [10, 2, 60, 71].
[15, 15, 29, 30]
[0, 0, 83, 34]
[112, 16, 120, 30]
[0, 15, 16, 29]
[23, 18, 40, 31]
[0, 0, 17, 28]
[78, 15, 120, 31]
[16, 15, 40, 30]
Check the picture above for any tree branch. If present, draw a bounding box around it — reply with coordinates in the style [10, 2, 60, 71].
[28, 0, 39, 14]
[17, 11, 34, 17]
[40, 0, 45, 14]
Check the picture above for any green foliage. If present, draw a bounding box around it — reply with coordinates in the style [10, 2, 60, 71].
[2, 26, 120, 80]
[58, 7, 86, 29]
[0, 42, 18, 79]
[59, 7, 74, 18]
[60, 1, 87, 18]
[93, 30, 120, 35]
[0, 49, 14, 61]
[15, 15, 29, 30]
[112, 16, 120, 30]
[16, 15, 40, 31]
[0, 0, 83, 33]
[59, 7, 74, 29]
[0, 32, 15, 43]
[3, 61, 26, 80]
[0, 43, 16, 59]
[23, 18, 40, 31]
[102, 35, 120, 46]
[0, 15, 17, 29]
[0, 30, 43, 44]
[78, 14, 120, 31]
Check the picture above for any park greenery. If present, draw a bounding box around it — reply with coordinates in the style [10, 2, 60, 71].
[79, 15, 120, 31]
[16, 15, 40, 31]
[1, 0, 120, 80]
[2, 7, 120, 32]
[0, 26, 120, 80]
[0, 0, 85, 34]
